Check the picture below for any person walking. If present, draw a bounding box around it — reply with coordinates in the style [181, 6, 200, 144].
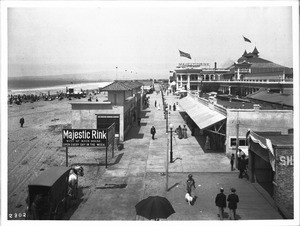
[237, 149, 242, 169]
[176, 125, 183, 139]
[239, 155, 247, 178]
[150, 126, 156, 140]
[173, 103, 176, 111]
[230, 153, 235, 171]
[20, 117, 25, 127]
[186, 174, 196, 197]
[137, 117, 141, 126]
[183, 125, 188, 139]
[155, 100, 157, 107]
[227, 188, 239, 220]
[215, 188, 227, 220]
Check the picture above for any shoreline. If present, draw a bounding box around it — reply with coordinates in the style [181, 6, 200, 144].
[8, 81, 112, 96]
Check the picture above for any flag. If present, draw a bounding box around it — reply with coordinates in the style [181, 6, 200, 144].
[179, 50, 191, 59]
[243, 36, 251, 43]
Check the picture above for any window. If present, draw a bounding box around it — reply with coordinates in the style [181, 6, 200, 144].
[230, 137, 248, 147]
[190, 74, 198, 81]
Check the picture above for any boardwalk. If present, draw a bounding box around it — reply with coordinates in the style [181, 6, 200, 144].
[70, 85, 282, 221]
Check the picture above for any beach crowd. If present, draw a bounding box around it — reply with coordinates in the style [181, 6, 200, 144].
[7, 88, 103, 105]
[8, 92, 67, 105]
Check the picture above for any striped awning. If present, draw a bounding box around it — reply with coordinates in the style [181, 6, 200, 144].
[178, 96, 226, 129]
[246, 130, 275, 171]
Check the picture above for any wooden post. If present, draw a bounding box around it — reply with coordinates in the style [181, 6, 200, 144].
[166, 133, 169, 192]
[235, 112, 239, 168]
[66, 147, 68, 167]
[106, 146, 108, 168]
[112, 140, 115, 158]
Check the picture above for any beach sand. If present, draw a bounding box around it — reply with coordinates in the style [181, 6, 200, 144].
[7, 93, 111, 219]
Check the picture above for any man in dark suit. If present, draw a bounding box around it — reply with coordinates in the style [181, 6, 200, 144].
[20, 117, 25, 127]
[227, 188, 239, 220]
[215, 188, 226, 220]
[150, 126, 156, 140]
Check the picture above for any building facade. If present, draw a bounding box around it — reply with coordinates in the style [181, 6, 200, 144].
[224, 47, 293, 82]
[174, 63, 229, 92]
[173, 47, 293, 97]
[71, 81, 143, 142]
[247, 130, 293, 219]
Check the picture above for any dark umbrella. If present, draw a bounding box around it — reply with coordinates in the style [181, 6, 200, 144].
[135, 196, 175, 220]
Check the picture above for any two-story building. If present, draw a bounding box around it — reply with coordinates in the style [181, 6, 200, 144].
[223, 47, 293, 82]
[174, 63, 229, 92]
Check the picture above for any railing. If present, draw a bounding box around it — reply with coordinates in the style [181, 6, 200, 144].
[213, 104, 227, 116]
[202, 80, 293, 84]
[189, 92, 227, 116]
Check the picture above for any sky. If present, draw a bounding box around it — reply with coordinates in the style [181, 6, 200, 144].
[7, 3, 294, 80]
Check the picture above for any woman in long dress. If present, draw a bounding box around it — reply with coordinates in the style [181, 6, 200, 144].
[177, 125, 183, 139]
[183, 125, 188, 139]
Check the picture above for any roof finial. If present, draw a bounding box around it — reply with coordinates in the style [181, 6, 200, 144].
[252, 46, 259, 56]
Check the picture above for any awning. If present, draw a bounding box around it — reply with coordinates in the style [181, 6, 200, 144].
[238, 146, 249, 157]
[178, 96, 226, 130]
[246, 130, 275, 171]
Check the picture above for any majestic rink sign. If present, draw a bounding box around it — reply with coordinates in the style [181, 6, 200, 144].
[62, 126, 115, 168]
[62, 129, 107, 147]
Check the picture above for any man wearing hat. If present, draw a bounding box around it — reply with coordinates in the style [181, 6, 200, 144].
[227, 188, 239, 220]
[215, 188, 226, 220]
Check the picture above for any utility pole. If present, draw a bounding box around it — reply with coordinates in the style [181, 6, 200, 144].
[166, 129, 169, 191]
[236, 111, 240, 168]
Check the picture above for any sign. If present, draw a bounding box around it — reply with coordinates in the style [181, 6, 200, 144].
[177, 63, 210, 68]
[62, 129, 107, 147]
[279, 155, 293, 166]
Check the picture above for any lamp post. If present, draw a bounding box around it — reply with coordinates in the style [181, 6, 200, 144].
[166, 123, 174, 191]
[169, 123, 174, 163]
[165, 110, 168, 133]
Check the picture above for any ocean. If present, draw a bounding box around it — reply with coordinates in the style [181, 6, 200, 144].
[8, 77, 112, 95]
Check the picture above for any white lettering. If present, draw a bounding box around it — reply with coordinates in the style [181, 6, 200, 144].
[102, 131, 107, 139]
[63, 130, 69, 139]
[68, 131, 73, 140]
[279, 155, 293, 166]
[279, 156, 286, 166]
[92, 130, 97, 139]
[286, 156, 293, 166]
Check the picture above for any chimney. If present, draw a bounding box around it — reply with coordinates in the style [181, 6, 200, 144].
[214, 62, 217, 70]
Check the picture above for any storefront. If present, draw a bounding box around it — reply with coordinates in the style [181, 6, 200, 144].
[246, 130, 293, 219]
